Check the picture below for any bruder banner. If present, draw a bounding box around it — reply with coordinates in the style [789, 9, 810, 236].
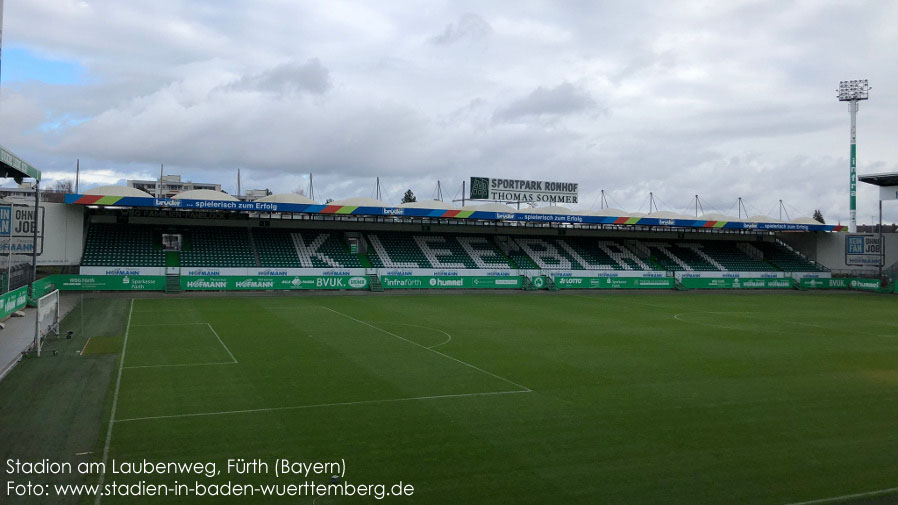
[554, 277, 675, 289]
[469, 177, 578, 204]
[180, 276, 369, 290]
[380, 276, 523, 289]
[680, 278, 792, 289]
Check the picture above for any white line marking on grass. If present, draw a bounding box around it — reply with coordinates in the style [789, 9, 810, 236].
[123, 361, 237, 370]
[389, 323, 452, 349]
[114, 390, 530, 423]
[75, 451, 93, 456]
[318, 306, 531, 392]
[95, 298, 133, 505]
[206, 323, 238, 364]
[129, 322, 209, 326]
[782, 486, 898, 505]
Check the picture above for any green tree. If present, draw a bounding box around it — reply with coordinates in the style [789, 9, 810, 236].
[401, 189, 417, 203]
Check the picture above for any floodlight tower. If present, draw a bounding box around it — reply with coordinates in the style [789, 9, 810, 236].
[837, 79, 870, 233]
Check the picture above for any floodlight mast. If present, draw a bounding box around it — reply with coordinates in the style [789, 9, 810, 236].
[837, 79, 870, 233]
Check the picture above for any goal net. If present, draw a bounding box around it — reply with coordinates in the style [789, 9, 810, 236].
[34, 289, 60, 357]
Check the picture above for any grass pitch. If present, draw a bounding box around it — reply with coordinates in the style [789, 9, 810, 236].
[7, 292, 898, 504]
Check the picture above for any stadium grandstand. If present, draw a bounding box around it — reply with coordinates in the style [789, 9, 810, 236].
[37, 183, 892, 294]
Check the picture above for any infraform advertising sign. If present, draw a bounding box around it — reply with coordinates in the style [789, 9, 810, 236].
[380, 276, 523, 289]
[469, 177, 578, 204]
[845, 234, 882, 266]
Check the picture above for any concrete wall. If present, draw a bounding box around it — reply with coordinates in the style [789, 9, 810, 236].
[4, 201, 85, 265]
[779, 231, 898, 275]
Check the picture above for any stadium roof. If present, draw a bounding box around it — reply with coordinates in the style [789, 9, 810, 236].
[256, 193, 318, 204]
[84, 185, 153, 197]
[0, 145, 40, 183]
[858, 172, 898, 187]
[172, 189, 238, 201]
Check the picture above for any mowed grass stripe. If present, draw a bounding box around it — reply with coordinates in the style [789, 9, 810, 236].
[96, 293, 898, 505]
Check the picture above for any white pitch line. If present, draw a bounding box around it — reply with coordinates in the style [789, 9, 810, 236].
[206, 323, 238, 364]
[94, 298, 134, 505]
[391, 323, 453, 349]
[129, 322, 209, 326]
[114, 390, 530, 423]
[782, 486, 898, 505]
[319, 306, 531, 392]
[123, 361, 237, 370]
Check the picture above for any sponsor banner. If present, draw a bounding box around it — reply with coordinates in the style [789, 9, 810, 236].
[80, 266, 165, 276]
[880, 185, 898, 201]
[380, 276, 522, 289]
[250, 268, 368, 277]
[65, 194, 845, 232]
[554, 277, 675, 289]
[377, 268, 515, 277]
[680, 278, 792, 289]
[546, 270, 666, 279]
[181, 276, 369, 291]
[790, 272, 832, 280]
[845, 235, 882, 266]
[799, 277, 882, 291]
[469, 176, 579, 204]
[181, 267, 251, 276]
[0, 286, 29, 319]
[675, 271, 785, 279]
[55, 275, 167, 291]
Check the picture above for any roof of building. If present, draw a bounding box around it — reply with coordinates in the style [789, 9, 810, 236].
[329, 197, 388, 207]
[172, 189, 239, 201]
[859, 172, 898, 187]
[84, 185, 154, 197]
[256, 193, 318, 204]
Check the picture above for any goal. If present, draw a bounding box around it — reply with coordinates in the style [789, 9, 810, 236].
[34, 289, 60, 357]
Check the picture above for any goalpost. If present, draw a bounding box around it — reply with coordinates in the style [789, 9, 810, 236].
[34, 289, 60, 357]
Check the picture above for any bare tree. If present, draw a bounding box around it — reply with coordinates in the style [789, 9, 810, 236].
[54, 179, 74, 193]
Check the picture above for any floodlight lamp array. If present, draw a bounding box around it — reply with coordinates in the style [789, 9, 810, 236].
[837, 79, 870, 101]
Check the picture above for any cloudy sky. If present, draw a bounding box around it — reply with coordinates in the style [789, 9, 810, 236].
[1, 0, 896, 223]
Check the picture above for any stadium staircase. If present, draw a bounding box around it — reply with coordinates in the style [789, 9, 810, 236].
[368, 275, 383, 292]
[165, 274, 181, 293]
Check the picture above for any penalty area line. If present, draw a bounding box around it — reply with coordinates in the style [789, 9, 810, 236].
[113, 390, 531, 423]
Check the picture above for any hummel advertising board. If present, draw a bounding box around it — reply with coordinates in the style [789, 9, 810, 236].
[470, 177, 578, 203]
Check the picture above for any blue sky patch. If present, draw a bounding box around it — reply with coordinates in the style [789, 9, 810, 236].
[2, 47, 85, 85]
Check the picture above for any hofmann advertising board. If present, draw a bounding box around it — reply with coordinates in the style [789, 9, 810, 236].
[469, 177, 578, 204]
[680, 278, 792, 289]
[553, 277, 675, 289]
[180, 276, 369, 291]
[845, 234, 882, 266]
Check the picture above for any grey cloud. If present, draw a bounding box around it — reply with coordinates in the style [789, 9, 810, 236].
[493, 83, 599, 123]
[430, 13, 492, 45]
[224, 59, 331, 95]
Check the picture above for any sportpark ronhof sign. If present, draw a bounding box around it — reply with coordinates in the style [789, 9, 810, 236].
[63, 194, 846, 232]
[470, 177, 578, 204]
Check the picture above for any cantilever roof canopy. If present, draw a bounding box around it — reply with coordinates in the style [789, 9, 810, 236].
[0, 145, 41, 183]
[859, 172, 898, 187]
